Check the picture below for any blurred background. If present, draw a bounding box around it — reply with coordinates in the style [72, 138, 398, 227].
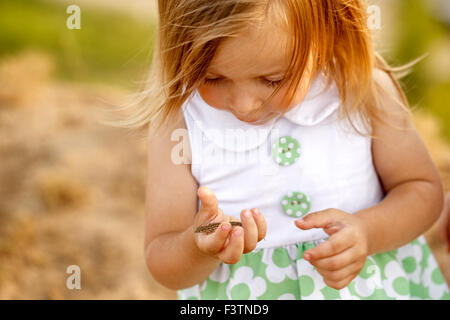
[0, 0, 449, 299]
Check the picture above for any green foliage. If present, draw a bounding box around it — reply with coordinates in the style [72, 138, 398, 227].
[390, 0, 450, 142]
[426, 81, 450, 141]
[0, 0, 156, 88]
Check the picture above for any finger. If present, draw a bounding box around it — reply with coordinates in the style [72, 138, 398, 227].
[447, 228, 450, 252]
[446, 230, 450, 253]
[295, 209, 337, 232]
[198, 222, 232, 255]
[438, 198, 449, 244]
[443, 194, 450, 250]
[251, 208, 266, 241]
[310, 246, 359, 272]
[316, 260, 364, 284]
[438, 222, 445, 245]
[438, 219, 449, 246]
[303, 230, 352, 261]
[217, 227, 244, 264]
[438, 219, 450, 253]
[323, 271, 359, 290]
[241, 209, 258, 253]
[197, 186, 219, 224]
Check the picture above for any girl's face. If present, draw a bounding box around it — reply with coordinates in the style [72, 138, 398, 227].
[198, 20, 311, 125]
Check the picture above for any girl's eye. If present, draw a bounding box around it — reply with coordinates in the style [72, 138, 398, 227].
[264, 79, 283, 88]
[203, 78, 222, 86]
[203, 78, 283, 88]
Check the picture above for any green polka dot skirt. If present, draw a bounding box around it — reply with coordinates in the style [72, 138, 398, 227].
[177, 235, 449, 300]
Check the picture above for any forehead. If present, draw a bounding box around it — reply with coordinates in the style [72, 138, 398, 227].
[208, 22, 292, 77]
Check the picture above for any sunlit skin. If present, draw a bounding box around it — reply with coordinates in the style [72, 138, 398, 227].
[197, 21, 311, 125]
[439, 192, 450, 253]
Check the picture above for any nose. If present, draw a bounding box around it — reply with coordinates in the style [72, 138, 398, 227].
[228, 89, 259, 117]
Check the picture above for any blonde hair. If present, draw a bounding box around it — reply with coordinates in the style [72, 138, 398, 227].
[104, 0, 416, 140]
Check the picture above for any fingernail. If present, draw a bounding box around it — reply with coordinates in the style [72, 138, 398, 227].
[252, 208, 260, 215]
[233, 228, 242, 236]
[297, 218, 304, 223]
[244, 210, 251, 218]
[221, 224, 230, 231]
[304, 252, 311, 260]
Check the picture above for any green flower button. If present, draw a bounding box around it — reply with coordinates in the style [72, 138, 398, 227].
[281, 191, 311, 218]
[272, 136, 300, 166]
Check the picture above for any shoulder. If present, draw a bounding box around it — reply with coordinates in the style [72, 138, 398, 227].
[370, 68, 413, 140]
[145, 107, 198, 246]
[372, 68, 400, 97]
[147, 107, 192, 164]
[148, 107, 187, 141]
[369, 69, 439, 192]
[146, 107, 194, 201]
[370, 68, 412, 132]
[372, 68, 407, 108]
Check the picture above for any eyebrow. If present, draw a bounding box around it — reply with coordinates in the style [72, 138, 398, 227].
[207, 68, 286, 78]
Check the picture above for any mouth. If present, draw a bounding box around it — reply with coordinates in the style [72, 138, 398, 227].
[236, 113, 278, 125]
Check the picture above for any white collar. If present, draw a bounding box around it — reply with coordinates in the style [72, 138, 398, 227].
[182, 75, 341, 152]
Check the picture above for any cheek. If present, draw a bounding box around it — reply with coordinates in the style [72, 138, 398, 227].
[197, 85, 227, 110]
[269, 88, 293, 113]
[271, 82, 309, 113]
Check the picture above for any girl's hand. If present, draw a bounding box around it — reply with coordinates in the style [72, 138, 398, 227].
[295, 209, 370, 290]
[193, 187, 266, 264]
[438, 192, 450, 252]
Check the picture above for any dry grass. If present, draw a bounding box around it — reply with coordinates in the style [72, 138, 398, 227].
[34, 168, 89, 210]
[0, 51, 175, 299]
[0, 51, 53, 107]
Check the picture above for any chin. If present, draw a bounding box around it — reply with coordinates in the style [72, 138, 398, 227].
[235, 116, 258, 124]
[238, 118, 255, 123]
[240, 115, 274, 125]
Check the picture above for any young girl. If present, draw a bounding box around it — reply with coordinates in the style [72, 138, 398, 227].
[116, 0, 450, 299]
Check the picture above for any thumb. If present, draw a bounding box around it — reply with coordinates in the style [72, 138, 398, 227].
[197, 186, 219, 224]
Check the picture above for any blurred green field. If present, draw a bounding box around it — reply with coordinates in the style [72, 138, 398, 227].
[389, 1, 450, 142]
[0, 0, 156, 88]
[0, 0, 448, 140]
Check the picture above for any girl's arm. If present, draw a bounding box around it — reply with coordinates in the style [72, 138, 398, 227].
[354, 69, 445, 256]
[294, 69, 444, 290]
[295, 71, 444, 290]
[143, 111, 221, 290]
[144, 110, 266, 290]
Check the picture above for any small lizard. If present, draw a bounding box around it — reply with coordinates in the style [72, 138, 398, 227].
[195, 221, 243, 234]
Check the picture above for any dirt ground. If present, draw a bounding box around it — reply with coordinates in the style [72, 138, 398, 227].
[0, 51, 449, 299]
[0, 51, 175, 299]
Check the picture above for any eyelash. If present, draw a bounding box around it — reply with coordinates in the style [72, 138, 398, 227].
[203, 78, 283, 88]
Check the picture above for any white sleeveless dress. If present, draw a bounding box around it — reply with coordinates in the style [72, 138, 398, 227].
[176, 75, 449, 300]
